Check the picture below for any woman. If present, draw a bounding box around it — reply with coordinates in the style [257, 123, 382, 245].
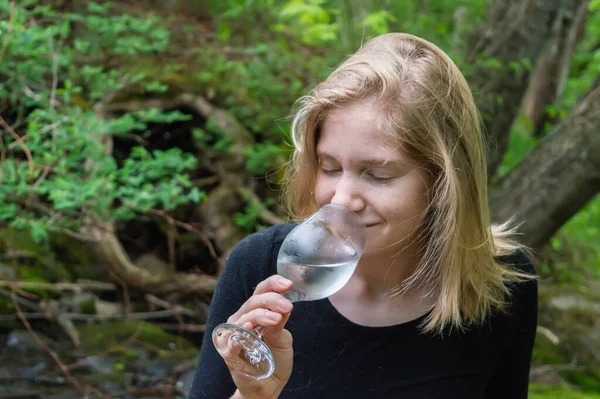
[189, 32, 538, 399]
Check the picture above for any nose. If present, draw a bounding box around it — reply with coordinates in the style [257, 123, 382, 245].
[330, 174, 366, 213]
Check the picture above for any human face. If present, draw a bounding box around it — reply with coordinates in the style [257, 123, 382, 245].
[314, 98, 431, 260]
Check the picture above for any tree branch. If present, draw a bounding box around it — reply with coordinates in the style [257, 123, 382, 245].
[0, 1, 15, 64]
[0, 114, 34, 176]
[85, 220, 218, 295]
[524, 0, 589, 136]
[239, 187, 287, 226]
[0, 280, 117, 292]
[490, 78, 600, 248]
[468, 0, 587, 178]
[9, 290, 83, 394]
[145, 293, 204, 319]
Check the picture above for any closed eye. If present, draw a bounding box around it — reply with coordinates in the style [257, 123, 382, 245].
[363, 172, 394, 184]
[320, 167, 341, 175]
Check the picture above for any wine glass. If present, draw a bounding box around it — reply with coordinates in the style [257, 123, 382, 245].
[212, 204, 366, 380]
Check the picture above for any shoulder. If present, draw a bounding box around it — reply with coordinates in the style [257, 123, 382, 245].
[217, 223, 297, 299]
[229, 223, 297, 260]
[495, 248, 538, 319]
[495, 248, 536, 276]
[225, 224, 297, 278]
[487, 248, 539, 356]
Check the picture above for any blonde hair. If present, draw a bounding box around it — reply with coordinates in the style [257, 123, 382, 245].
[282, 33, 535, 334]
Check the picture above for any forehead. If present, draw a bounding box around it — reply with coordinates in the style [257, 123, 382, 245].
[317, 98, 407, 162]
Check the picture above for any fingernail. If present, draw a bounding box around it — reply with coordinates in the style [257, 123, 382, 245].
[279, 299, 292, 311]
[266, 311, 281, 321]
[278, 278, 292, 286]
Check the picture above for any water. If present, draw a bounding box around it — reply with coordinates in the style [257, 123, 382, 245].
[277, 259, 358, 301]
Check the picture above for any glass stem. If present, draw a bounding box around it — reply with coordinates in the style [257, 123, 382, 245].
[250, 290, 299, 340]
[252, 325, 267, 339]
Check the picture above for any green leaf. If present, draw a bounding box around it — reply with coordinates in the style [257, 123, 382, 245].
[551, 237, 562, 251]
[28, 219, 49, 243]
[484, 58, 502, 69]
[88, 1, 111, 14]
[217, 23, 231, 42]
[188, 188, 206, 203]
[144, 81, 169, 93]
[0, 204, 18, 220]
[134, 109, 191, 124]
[361, 10, 396, 35]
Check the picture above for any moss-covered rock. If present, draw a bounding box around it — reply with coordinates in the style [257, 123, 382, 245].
[1, 228, 72, 284]
[0, 228, 110, 284]
[49, 232, 111, 282]
[75, 320, 199, 359]
[0, 297, 20, 330]
[534, 284, 600, 392]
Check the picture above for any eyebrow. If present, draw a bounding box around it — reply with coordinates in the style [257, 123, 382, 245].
[317, 152, 405, 167]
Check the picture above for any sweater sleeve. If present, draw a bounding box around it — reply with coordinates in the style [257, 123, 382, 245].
[484, 250, 539, 399]
[188, 228, 277, 399]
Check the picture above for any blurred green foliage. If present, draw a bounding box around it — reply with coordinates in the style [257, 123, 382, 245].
[0, 0, 596, 278]
[0, 1, 203, 242]
[0, 0, 599, 396]
[529, 384, 600, 399]
[0, 0, 596, 286]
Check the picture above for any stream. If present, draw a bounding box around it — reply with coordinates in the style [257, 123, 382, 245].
[0, 328, 198, 399]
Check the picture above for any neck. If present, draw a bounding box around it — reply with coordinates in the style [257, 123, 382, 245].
[352, 247, 423, 300]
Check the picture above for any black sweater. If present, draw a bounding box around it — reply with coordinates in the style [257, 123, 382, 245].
[189, 224, 538, 399]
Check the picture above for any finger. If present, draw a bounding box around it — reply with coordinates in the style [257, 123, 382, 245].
[265, 313, 291, 337]
[253, 275, 292, 296]
[235, 308, 283, 330]
[263, 311, 292, 347]
[229, 292, 293, 323]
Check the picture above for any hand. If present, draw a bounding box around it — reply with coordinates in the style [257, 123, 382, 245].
[223, 275, 294, 399]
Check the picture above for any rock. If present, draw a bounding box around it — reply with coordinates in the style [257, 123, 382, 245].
[97, 380, 126, 395]
[75, 321, 198, 357]
[549, 294, 600, 313]
[17, 360, 47, 379]
[144, 355, 179, 380]
[76, 356, 118, 375]
[0, 263, 17, 280]
[178, 369, 196, 396]
[0, 228, 73, 282]
[62, 292, 97, 314]
[94, 299, 124, 317]
[129, 346, 151, 366]
[134, 253, 170, 275]
[535, 284, 600, 391]
[4, 330, 56, 354]
[45, 393, 83, 399]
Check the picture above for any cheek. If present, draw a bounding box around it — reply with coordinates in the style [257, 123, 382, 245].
[313, 175, 333, 206]
[383, 179, 430, 220]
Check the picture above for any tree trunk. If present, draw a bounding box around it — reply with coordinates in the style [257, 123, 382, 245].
[489, 78, 600, 249]
[523, 1, 589, 137]
[467, 0, 587, 178]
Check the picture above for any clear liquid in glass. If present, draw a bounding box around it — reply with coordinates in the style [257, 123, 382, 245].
[277, 258, 358, 301]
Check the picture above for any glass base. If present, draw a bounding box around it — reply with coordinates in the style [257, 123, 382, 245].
[212, 323, 275, 380]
